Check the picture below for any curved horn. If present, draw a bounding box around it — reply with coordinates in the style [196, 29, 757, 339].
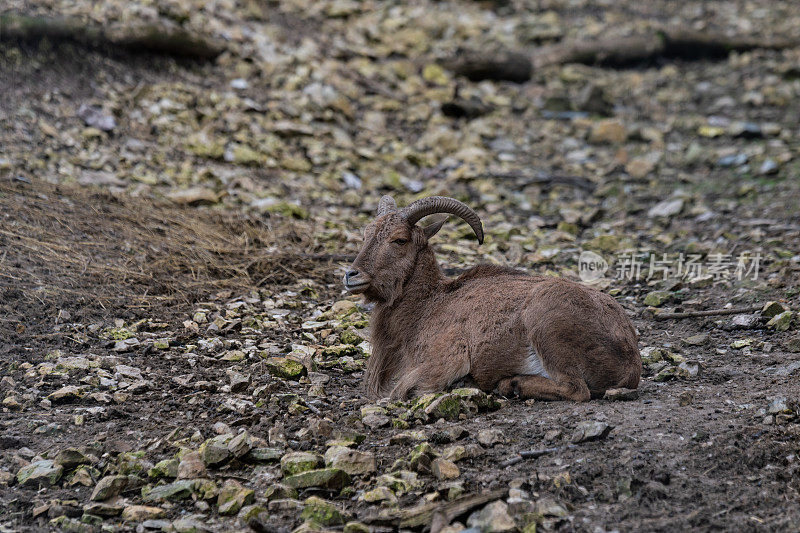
[376, 195, 397, 216]
[401, 196, 484, 244]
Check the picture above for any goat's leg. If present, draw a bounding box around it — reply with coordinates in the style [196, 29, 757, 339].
[390, 358, 470, 399]
[496, 374, 590, 402]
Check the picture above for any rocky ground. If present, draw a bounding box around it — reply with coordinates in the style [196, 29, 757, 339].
[2, 0, 800, 532]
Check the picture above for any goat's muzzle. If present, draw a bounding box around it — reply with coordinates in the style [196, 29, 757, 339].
[343, 268, 370, 294]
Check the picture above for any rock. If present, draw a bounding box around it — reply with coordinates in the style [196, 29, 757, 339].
[682, 333, 709, 346]
[343, 522, 370, 533]
[759, 158, 779, 175]
[166, 187, 219, 206]
[407, 442, 436, 473]
[425, 393, 463, 420]
[54, 448, 91, 470]
[83, 501, 123, 517]
[603, 388, 639, 401]
[281, 451, 323, 475]
[199, 434, 233, 467]
[47, 385, 84, 403]
[675, 361, 702, 379]
[217, 481, 255, 515]
[625, 157, 656, 179]
[149, 458, 179, 478]
[442, 445, 468, 462]
[361, 486, 396, 503]
[762, 301, 788, 318]
[572, 421, 613, 443]
[16, 460, 63, 487]
[376, 471, 421, 496]
[331, 300, 358, 316]
[431, 458, 460, 480]
[535, 498, 569, 517]
[238, 504, 268, 524]
[644, 291, 671, 307]
[264, 483, 298, 501]
[121, 505, 165, 521]
[246, 447, 283, 463]
[717, 153, 748, 167]
[77, 104, 116, 132]
[477, 429, 504, 447]
[283, 468, 351, 490]
[301, 496, 347, 526]
[731, 339, 752, 349]
[767, 397, 790, 415]
[648, 198, 683, 218]
[177, 451, 207, 479]
[2, 396, 21, 410]
[767, 311, 793, 332]
[141, 479, 197, 502]
[229, 372, 250, 392]
[576, 83, 612, 116]
[360, 405, 390, 428]
[324, 446, 376, 475]
[91, 474, 130, 500]
[264, 356, 307, 380]
[467, 500, 516, 532]
[785, 337, 800, 353]
[588, 119, 627, 144]
[269, 498, 304, 513]
[171, 516, 210, 532]
[49, 516, 94, 533]
[731, 314, 760, 328]
[228, 431, 253, 458]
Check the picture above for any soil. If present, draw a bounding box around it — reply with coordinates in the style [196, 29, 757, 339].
[2, 1, 800, 532]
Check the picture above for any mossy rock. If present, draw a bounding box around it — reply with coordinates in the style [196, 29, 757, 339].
[280, 451, 323, 476]
[263, 356, 307, 380]
[283, 468, 351, 490]
[301, 496, 348, 527]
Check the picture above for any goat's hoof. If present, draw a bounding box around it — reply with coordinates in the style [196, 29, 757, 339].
[496, 377, 520, 398]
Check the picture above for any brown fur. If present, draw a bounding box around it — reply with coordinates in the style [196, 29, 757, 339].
[345, 212, 641, 401]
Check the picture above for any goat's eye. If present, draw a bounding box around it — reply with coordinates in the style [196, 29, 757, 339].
[392, 238, 408, 245]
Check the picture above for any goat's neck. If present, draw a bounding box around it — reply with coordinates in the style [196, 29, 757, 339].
[366, 247, 443, 396]
[385, 246, 442, 312]
[372, 247, 444, 343]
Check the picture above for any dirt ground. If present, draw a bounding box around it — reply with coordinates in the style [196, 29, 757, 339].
[2, 1, 800, 532]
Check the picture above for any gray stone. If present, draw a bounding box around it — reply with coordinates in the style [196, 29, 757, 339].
[91, 474, 129, 501]
[572, 421, 613, 443]
[323, 446, 376, 475]
[142, 479, 197, 502]
[477, 429, 504, 447]
[603, 388, 639, 401]
[281, 451, 323, 475]
[177, 451, 206, 479]
[283, 468, 351, 490]
[467, 500, 516, 532]
[16, 460, 63, 487]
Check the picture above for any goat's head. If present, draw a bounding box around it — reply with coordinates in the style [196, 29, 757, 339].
[344, 195, 484, 303]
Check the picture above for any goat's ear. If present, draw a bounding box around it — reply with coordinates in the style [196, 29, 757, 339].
[422, 216, 448, 240]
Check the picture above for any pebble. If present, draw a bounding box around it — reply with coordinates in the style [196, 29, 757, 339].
[477, 429, 504, 447]
[466, 500, 516, 532]
[572, 421, 613, 443]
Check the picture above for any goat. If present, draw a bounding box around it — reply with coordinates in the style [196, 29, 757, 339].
[343, 195, 641, 401]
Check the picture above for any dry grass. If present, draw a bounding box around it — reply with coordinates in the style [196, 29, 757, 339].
[0, 178, 339, 324]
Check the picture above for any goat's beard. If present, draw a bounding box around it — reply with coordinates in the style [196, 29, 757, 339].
[361, 276, 405, 307]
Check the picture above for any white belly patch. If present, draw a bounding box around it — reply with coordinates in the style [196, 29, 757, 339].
[521, 347, 550, 378]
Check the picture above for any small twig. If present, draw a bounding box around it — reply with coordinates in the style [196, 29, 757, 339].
[499, 444, 576, 468]
[653, 304, 762, 320]
[483, 172, 596, 192]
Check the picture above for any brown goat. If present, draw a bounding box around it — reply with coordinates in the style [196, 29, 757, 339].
[344, 195, 641, 401]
